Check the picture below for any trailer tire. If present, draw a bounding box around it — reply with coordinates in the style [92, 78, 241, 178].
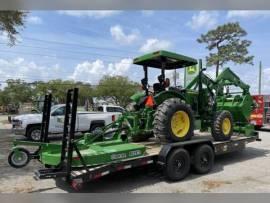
[153, 98, 194, 142]
[165, 148, 190, 181]
[211, 111, 233, 141]
[27, 125, 42, 141]
[8, 148, 30, 168]
[192, 144, 214, 174]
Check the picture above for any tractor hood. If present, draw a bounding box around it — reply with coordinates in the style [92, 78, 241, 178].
[130, 91, 145, 103]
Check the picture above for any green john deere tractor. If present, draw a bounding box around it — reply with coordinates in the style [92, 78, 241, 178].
[125, 50, 255, 142]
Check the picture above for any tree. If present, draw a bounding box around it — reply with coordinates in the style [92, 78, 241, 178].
[0, 11, 27, 45]
[197, 22, 254, 77]
[0, 79, 34, 106]
[96, 76, 140, 107]
[34, 80, 94, 106]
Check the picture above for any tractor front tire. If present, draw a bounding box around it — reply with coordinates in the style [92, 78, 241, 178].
[153, 98, 194, 142]
[211, 110, 233, 141]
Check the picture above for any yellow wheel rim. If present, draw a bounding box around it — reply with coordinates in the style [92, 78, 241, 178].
[171, 111, 190, 138]
[222, 118, 231, 135]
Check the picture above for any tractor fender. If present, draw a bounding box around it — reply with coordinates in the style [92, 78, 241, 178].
[157, 139, 214, 166]
[154, 90, 185, 105]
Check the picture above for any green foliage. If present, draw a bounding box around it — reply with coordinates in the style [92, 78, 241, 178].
[34, 80, 94, 105]
[0, 79, 33, 106]
[197, 22, 254, 76]
[95, 76, 140, 107]
[0, 11, 27, 46]
[0, 77, 139, 108]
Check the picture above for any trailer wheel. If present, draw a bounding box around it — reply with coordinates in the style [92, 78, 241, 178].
[8, 148, 30, 168]
[153, 98, 194, 142]
[211, 111, 233, 141]
[165, 148, 191, 181]
[192, 144, 214, 174]
[27, 125, 41, 141]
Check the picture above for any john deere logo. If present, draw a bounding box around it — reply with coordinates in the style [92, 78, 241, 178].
[187, 66, 197, 74]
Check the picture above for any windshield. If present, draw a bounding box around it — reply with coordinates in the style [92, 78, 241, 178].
[50, 105, 63, 112]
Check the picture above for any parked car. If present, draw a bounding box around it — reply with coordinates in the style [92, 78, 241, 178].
[11, 104, 123, 141]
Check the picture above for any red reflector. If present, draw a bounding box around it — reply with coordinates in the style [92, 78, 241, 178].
[145, 96, 154, 108]
[116, 165, 124, 171]
[112, 115, 115, 122]
[93, 173, 102, 179]
[73, 157, 80, 161]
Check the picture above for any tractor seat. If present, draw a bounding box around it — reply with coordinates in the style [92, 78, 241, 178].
[153, 83, 165, 93]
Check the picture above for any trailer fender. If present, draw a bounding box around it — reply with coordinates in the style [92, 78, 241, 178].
[157, 139, 214, 166]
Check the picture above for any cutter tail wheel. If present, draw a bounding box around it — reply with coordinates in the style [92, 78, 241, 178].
[211, 110, 233, 141]
[8, 148, 30, 168]
[153, 98, 194, 142]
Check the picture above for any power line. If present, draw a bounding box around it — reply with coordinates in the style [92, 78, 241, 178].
[0, 49, 135, 64]
[0, 42, 132, 59]
[22, 36, 140, 54]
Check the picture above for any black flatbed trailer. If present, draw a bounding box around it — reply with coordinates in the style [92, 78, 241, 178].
[30, 88, 260, 190]
[34, 132, 259, 190]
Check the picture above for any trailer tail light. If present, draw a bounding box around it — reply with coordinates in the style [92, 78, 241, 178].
[112, 115, 116, 122]
[145, 95, 154, 108]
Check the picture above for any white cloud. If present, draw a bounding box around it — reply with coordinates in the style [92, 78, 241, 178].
[71, 58, 132, 83]
[110, 25, 139, 45]
[141, 10, 154, 16]
[28, 16, 43, 24]
[0, 57, 62, 82]
[187, 11, 218, 30]
[139, 38, 172, 53]
[58, 10, 121, 19]
[227, 10, 270, 19]
[0, 31, 9, 42]
[108, 58, 132, 75]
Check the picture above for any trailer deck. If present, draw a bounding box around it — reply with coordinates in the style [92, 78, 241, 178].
[34, 132, 259, 190]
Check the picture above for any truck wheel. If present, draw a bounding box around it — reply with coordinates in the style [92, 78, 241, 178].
[27, 126, 42, 141]
[211, 111, 233, 141]
[8, 148, 30, 168]
[153, 98, 194, 142]
[90, 124, 104, 133]
[165, 148, 191, 181]
[192, 144, 214, 174]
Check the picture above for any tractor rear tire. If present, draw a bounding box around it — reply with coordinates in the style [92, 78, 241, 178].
[211, 110, 233, 141]
[153, 98, 194, 142]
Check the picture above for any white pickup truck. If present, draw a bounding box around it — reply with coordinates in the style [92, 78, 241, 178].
[11, 104, 124, 141]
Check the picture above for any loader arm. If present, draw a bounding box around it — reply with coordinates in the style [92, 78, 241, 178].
[215, 68, 250, 95]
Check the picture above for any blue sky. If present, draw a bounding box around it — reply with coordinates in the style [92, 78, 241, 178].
[0, 10, 269, 94]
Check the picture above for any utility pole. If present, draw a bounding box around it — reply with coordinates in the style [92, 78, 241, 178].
[174, 69, 177, 87]
[259, 61, 262, 95]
